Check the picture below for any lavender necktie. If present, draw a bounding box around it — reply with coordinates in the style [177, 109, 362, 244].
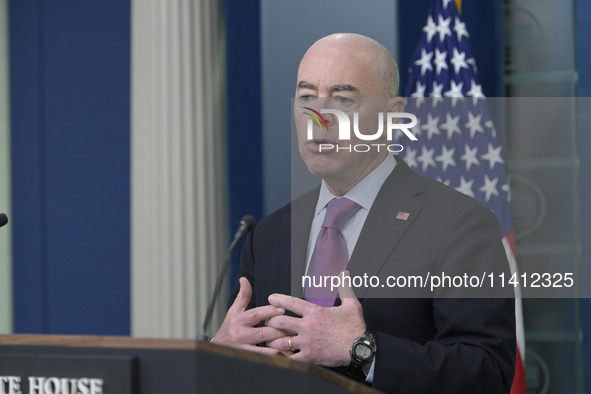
[305, 198, 361, 307]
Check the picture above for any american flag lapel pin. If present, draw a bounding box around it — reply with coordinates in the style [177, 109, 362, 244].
[396, 211, 410, 221]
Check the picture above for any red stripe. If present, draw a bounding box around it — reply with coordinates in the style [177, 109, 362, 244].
[506, 231, 517, 257]
[511, 346, 527, 394]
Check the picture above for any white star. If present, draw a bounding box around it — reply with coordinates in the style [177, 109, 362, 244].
[435, 145, 456, 171]
[440, 113, 461, 139]
[485, 120, 497, 138]
[444, 80, 463, 97]
[415, 49, 433, 76]
[454, 17, 470, 41]
[443, 0, 453, 9]
[460, 144, 480, 170]
[481, 143, 504, 169]
[404, 148, 418, 168]
[410, 117, 422, 137]
[423, 16, 437, 43]
[467, 80, 484, 98]
[437, 177, 451, 186]
[465, 112, 484, 138]
[410, 82, 426, 107]
[433, 49, 448, 75]
[456, 176, 475, 198]
[430, 82, 444, 106]
[450, 48, 469, 74]
[417, 146, 436, 172]
[420, 113, 440, 140]
[444, 80, 464, 106]
[479, 175, 499, 202]
[436, 15, 452, 42]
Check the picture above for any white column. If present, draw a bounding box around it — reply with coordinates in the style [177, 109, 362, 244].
[131, 0, 227, 338]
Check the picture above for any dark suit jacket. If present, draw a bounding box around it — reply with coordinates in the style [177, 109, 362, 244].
[230, 156, 516, 393]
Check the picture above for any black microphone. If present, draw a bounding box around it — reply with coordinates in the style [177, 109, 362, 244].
[198, 215, 256, 341]
[0, 214, 7, 228]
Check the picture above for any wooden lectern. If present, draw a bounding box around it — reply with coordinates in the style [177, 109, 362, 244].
[0, 335, 380, 393]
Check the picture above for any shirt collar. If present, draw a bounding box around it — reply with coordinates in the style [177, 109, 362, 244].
[315, 154, 397, 215]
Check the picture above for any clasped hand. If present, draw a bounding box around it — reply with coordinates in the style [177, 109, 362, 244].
[213, 271, 366, 367]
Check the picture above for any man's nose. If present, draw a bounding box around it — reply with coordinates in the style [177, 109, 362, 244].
[303, 98, 337, 126]
[321, 98, 345, 126]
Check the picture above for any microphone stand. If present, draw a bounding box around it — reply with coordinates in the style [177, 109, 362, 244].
[197, 216, 255, 341]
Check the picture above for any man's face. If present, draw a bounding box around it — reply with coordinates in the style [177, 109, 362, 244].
[294, 40, 395, 192]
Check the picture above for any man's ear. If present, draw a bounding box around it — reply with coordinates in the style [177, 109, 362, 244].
[388, 96, 405, 113]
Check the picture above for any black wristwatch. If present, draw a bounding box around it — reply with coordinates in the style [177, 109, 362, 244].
[348, 329, 377, 375]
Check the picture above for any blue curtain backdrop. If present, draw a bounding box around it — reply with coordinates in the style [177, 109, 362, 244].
[9, 0, 130, 335]
[224, 0, 263, 291]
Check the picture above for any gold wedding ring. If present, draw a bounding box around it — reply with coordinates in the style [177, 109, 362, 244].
[288, 336, 295, 351]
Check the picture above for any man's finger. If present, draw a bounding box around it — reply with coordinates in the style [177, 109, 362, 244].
[227, 277, 252, 317]
[240, 304, 285, 326]
[265, 314, 302, 333]
[268, 293, 312, 316]
[337, 270, 358, 304]
[242, 325, 287, 345]
[267, 335, 298, 352]
[226, 324, 287, 346]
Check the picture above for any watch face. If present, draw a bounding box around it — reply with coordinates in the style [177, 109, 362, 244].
[355, 343, 373, 360]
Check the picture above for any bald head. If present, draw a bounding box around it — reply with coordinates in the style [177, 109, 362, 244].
[300, 33, 399, 97]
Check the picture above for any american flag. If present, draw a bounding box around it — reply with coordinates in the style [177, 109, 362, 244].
[396, 211, 410, 221]
[402, 1, 526, 393]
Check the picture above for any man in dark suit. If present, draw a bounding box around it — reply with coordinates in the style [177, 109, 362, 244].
[213, 33, 516, 393]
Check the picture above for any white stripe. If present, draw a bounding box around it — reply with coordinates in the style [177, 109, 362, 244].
[503, 236, 526, 363]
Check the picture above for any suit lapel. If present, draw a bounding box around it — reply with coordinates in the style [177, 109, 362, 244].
[346, 157, 426, 299]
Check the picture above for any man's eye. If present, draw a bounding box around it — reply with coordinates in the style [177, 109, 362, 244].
[333, 97, 356, 108]
[334, 96, 353, 104]
[299, 95, 314, 102]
